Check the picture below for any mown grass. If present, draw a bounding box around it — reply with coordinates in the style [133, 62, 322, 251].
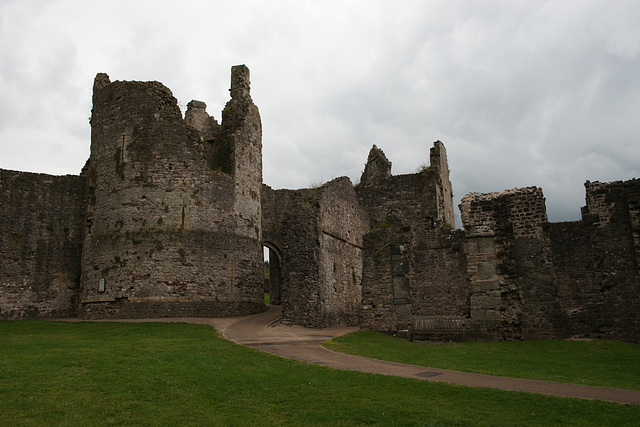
[324, 331, 640, 391]
[1, 321, 638, 426]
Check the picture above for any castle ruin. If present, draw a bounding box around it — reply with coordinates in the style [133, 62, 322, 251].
[1, 66, 638, 343]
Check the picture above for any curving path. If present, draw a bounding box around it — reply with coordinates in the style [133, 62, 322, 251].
[221, 305, 640, 405]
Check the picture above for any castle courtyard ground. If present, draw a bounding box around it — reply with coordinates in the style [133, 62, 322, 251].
[61, 306, 640, 405]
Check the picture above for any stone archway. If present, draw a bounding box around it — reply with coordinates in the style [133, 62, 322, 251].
[263, 242, 283, 305]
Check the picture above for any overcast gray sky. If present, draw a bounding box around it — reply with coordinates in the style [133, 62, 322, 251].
[1, 0, 639, 225]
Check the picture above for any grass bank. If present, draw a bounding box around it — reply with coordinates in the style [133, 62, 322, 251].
[1, 321, 638, 426]
[324, 331, 640, 390]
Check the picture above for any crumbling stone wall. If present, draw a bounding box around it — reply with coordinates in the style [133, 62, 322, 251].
[317, 177, 369, 326]
[549, 220, 601, 337]
[262, 185, 321, 326]
[356, 141, 454, 230]
[460, 187, 562, 340]
[584, 180, 640, 290]
[184, 99, 222, 168]
[224, 65, 263, 242]
[572, 179, 640, 341]
[0, 170, 85, 318]
[262, 177, 368, 327]
[410, 229, 468, 318]
[357, 142, 469, 332]
[544, 181, 640, 343]
[461, 181, 640, 343]
[360, 217, 412, 330]
[359, 144, 391, 185]
[80, 66, 264, 318]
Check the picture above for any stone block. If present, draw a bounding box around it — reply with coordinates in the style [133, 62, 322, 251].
[485, 319, 502, 329]
[469, 295, 483, 310]
[470, 309, 486, 320]
[463, 241, 476, 254]
[395, 303, 411, 321]
[479, 280, 500, 290]
[476, 236, 495, 254]
[481, 296, 501, 309]
[477, 261, 497, 280]
[484, 310, 501, 320]
[393, 276, 409, 299]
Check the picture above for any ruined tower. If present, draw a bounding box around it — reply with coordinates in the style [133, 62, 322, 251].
[79, 66, 265, 318]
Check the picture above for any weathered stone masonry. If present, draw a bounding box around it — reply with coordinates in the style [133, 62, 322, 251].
[356, 142, 468, 332]
[1, 67, 638, 343]
[262, 177, 369, 327]
[2, 65, 265, 320]
[460, 184, 639, 342]
[80, 65, 264, 318]
[460, 188, 560, 340]
[0, 171, 85, 317]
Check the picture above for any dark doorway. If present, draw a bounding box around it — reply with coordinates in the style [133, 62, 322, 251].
[263, 243, 282, 305]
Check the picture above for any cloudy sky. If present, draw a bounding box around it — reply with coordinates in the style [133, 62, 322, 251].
[1, 0, 639, 225]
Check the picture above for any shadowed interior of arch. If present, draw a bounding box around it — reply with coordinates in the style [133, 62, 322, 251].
[263, 242, 282, 305]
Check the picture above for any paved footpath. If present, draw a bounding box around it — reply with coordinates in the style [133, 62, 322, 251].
[219, 305, 640, 405]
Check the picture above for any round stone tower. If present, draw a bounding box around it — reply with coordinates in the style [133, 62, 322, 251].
[80, 66, 265, 318]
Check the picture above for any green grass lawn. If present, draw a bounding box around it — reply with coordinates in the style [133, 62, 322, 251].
[324, 331, 640, 391]
[1, 321, 638, 426]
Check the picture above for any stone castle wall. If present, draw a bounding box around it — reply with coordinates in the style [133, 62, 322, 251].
[576, 179, 640, 341]
[549, 220, 601, 336]
[0, 67, 637, 342]
[460, 182, 640, 342]
[0, 170, 85, 318]
[358, 142, 469, 332]
[410, 229, 468, 318]
[261, 184, 322, 326]
[360, 219, 412, 330]
[460, 187, 560, 340]
[262, 177, 368, 327]
[316, 177, 369, 326]
[356, 141, 454, 230]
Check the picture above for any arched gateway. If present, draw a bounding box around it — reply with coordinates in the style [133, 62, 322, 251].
[263, 242, 283, 305]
